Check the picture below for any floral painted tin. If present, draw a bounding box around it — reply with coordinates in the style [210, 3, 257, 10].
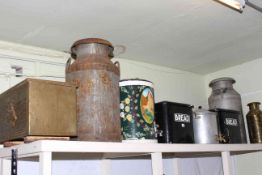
[120, 79, 157, 143]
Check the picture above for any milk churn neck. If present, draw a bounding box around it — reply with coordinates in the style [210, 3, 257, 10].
[70, 38, 114, 59]
[209, 77, 235, 90]
[248, 102, 261, 110]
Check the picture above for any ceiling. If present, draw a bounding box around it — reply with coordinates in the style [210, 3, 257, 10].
[0, 0, 262, 74]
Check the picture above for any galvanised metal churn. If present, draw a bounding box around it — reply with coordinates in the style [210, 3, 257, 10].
[246, 102, 262, 143]
[208, 77, 247, 143]
[66, 38, 121, 142]
[193, 107, 219, 144]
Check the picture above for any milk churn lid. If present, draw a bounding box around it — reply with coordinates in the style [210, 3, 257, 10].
[70, 38, 114, 59]
[209, 77, 236, 87]
[194, 106, 216, 115]
[247, 102, 261, 107]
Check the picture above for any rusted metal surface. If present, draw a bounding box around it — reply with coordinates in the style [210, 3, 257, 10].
[71, 38, 113, 50]
[66, 56, 119, 75]
[71, 38, 114, 59]
[0, 78, 77, 143]
[66, 38, 121, 142]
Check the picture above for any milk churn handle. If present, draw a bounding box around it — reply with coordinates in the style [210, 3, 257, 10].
[66, 57, 73, 73]
[213, 88, 228, 100]
[114, 61, 120, 71]
[220, 88, 228, 100]
[222, 88, 228, 93]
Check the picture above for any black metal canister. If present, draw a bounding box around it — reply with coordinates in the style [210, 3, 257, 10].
[155, 101, 194, 143]
[215, 109, 243, 143]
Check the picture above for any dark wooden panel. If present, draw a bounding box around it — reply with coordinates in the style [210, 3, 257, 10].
[0, 81, 29, 143]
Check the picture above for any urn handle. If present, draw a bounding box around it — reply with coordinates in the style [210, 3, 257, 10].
[114, 61, 120, 71]
[216, 133, 230, 143]
[193, 113, 201, 119]
[65, 57, 75, 73]
[213, 88, 228, 95]
[222, 88, 228, 93]
[156, 130, 163, 137]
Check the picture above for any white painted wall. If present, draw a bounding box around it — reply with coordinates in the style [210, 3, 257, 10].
[0, 41, 67, 93]
[115, 58, 207, 106]
[205, 57, 262, 175]
[0, 41, 224, 175]
[0, 41, 207, 107]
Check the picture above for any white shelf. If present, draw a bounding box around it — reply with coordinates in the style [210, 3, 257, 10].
[0, 140, 262, 175]
[0, 140, 261, 158]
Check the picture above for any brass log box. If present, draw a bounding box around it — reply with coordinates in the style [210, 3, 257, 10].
[0, 78, 77, 143]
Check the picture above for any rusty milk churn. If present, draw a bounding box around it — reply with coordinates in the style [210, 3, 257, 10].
[66, 38, 121, 142]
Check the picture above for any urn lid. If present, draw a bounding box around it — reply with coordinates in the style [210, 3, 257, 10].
[70, 38, 114, 59]
[194, 106, 216, 116]
[247, 102, 261, 107]
[119, 78, 154, 87]
[209, 77, 236, 87]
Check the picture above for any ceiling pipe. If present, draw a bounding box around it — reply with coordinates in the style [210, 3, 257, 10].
[214, 0, 245, 13]
[214, 0, 262, 13]
[245, 0, 262, 13]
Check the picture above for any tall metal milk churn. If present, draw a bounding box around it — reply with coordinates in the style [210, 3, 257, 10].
[66, 38, 121, 142]
[208, 77, 247, 143]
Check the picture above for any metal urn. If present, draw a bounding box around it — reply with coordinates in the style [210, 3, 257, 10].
[66, 38, 121, 142]
[246, 102, 262, 143]
[208, 77, 247, 143]
[193, 107, 219, 144]
[120, 79, 157, 143]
